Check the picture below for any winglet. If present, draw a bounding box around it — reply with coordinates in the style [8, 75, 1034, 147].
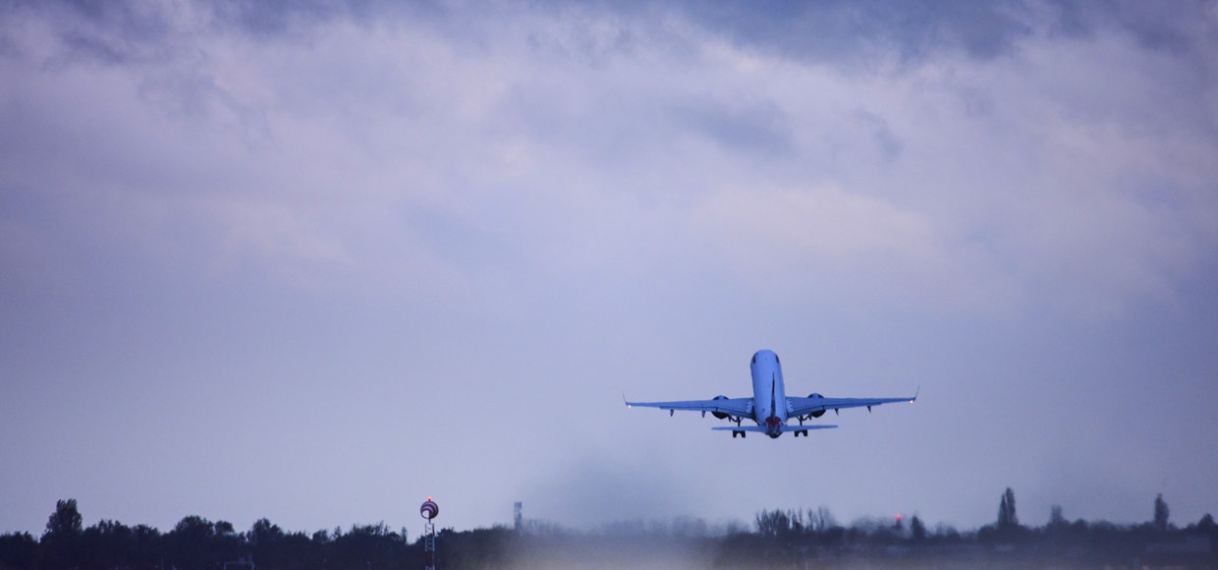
[623, 393, 631, 408]
[911, 385, 920, 403]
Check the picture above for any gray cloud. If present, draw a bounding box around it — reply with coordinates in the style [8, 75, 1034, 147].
[669, 95, 793, 157]
[626, 0, 1037, 64]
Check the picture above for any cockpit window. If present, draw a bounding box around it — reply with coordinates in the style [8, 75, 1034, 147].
[751, 353, 757, 364]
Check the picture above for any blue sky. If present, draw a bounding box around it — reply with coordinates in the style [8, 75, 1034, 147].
[2, 0, 1217, 536]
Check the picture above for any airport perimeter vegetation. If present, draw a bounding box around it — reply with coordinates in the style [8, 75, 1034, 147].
[2, 492, 1216, 570]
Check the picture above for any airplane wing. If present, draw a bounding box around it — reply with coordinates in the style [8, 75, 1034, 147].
[624, 397, 754, 418]
[787, 392, 917, 418]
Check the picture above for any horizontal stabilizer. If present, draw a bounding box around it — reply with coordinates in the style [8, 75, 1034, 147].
[711, 424, 837, 432]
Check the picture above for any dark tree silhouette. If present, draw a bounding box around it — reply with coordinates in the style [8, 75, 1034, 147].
[327, 523, 407, 570]
[127, 524, 162, 570]
[754, 510, 793, 538]
[1049, 504, 1065, 527]
[0, 532, 37, 570]
[165, 516, 240, 570]
[806, 507, 836, 533]
[1153, 493, 1170, 531]
[247, 518, 282, 570]
[43, 502, 82, 540]
[1197, 513, 1215, 529]
[909, 515, 926, 542]
[80, 520, 132, 570]
[39, 500, 83, 570]
[997, 487, 1019, 531]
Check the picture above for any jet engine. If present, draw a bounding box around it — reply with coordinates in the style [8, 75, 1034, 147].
[806, 393, 826, 418]
[711, 395, 731, 420]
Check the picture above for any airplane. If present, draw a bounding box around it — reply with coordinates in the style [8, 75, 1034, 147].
[625, 349, 917, 439]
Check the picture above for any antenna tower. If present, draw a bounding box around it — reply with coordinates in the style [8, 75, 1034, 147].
[420, 498, 439, 570]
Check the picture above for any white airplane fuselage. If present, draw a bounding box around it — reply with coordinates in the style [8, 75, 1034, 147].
[750, 349, 788, 438]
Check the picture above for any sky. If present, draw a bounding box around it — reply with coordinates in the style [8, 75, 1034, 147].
[2, 0, 1217, 538]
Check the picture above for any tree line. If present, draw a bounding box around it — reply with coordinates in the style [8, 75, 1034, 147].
[2, 491, 1215, 570]
[742, 489, 1215, 569]
[1, 500, 418, 570]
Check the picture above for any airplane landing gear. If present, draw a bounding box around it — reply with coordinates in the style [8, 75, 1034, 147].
[732, 430, 746, 438]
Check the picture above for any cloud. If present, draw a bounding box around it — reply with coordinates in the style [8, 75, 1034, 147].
[634, 0, 1037, 65]
[693, 183, 947, 293]
[3, 0, 1218, 534]
[669, 96, 793, 157]
[7, 0, 1216, 315]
